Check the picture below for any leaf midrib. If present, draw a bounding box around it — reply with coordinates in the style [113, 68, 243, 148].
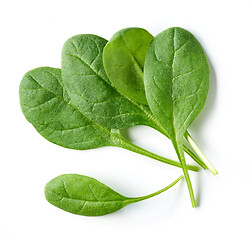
[48, 189, 136, 204]
[170, 28, 176, 140]
[120, 35, 144, 73]
[65, 52, 106, 82]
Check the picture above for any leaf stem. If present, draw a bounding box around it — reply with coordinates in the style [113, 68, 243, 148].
[174, 139, 196, 208]
[152, 124, 204, 169]
[130, 175, 183, 203]
[114, 135, 199, 172]
[183, 145, 207, 170]
[184, 131, 218, 175]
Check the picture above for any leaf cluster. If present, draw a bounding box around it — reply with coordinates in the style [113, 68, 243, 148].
[19, 27, 217, 216]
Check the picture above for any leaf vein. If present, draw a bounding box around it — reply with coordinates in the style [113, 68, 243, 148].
[173, 69, 196, 80]
[153, 76, 164, 92]
[78, 201, 87, 213]
[174, 88, 200, 103]
[177, 80, 204, 132]
[65, 53, 105, 82]
[28, 97, 57, 110]
[175, 37, 191, 53]
[88, 184, 98, 201]
[61, 180, 70, 198]
[121, 35, 143, 72]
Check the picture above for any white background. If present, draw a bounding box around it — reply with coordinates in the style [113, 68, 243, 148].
[1, 0, 251, 239]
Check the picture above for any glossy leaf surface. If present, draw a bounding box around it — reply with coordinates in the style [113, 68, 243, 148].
[45, 174, 131, 216]
[45, 174, 183, 216]
[103, 28, 153, 105]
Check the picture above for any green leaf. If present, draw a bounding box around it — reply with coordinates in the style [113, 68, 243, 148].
[19, 67, 198, 171]
[44, 174, 183, 216]
[144, 27, 210, 207]
[61, 34, 156, 130]
[45, 174, 129, 216]
[144, 27, 209, 137]
[19, 67, 112, 150]
[103, 28, 154, 105]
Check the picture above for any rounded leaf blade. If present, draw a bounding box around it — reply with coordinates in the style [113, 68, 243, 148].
[45, 174, 132, 216]
[19, 67, 112, 150]
[144, 27, 210, 138]
[103, 28, 154, 105]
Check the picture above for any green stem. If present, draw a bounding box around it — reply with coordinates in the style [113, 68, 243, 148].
[183, 145, 207, 170]
[173, 139, 196, 208]
[184, 131, 218, 175]
[114, 135, 199, 172]
[130, 175, 183, 203]
[153, 124, 204, 169]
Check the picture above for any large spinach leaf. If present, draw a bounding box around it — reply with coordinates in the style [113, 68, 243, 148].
[19, 67, 198, 171]
[45, 174, 182, 216]
[144, 27, 210, 207]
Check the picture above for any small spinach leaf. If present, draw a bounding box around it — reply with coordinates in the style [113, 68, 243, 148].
[103, 28, 154, 104]
[144, 27, 210, 207]
[45, 174, 183, 216]
[19, 67, 198, 171]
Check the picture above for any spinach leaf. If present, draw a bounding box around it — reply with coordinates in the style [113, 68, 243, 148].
[19, 67, 111, 150]
[19, 67, 198, 171]
[61, 33, 203, 169]
[144, 27, 210, 207]
[103, 28, 154, 105]
[45, 174, 183, 216]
